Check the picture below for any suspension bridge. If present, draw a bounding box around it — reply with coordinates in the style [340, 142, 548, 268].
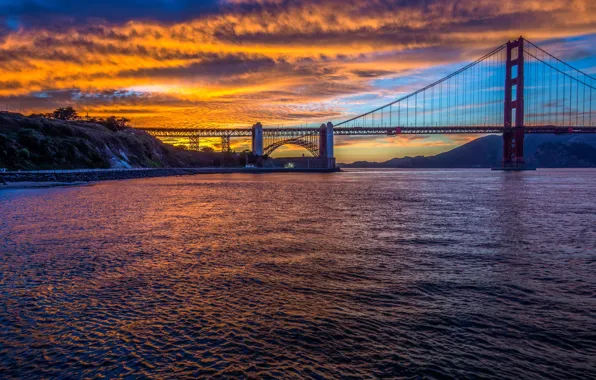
[140, 37, 596, 169]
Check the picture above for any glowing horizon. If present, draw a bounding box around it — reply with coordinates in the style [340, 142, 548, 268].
[1, 0, 595, 161]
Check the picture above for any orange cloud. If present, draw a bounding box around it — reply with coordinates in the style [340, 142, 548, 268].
[0, 0, 595, 159]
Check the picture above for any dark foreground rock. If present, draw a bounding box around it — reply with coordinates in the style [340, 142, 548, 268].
[0, 112, 253, 171]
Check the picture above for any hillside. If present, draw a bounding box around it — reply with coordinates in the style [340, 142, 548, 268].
[341, 134, 596, 168]
[0, 112, 238, 170]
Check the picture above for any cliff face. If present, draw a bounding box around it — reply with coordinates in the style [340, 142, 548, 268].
[0, 112, 219, 170]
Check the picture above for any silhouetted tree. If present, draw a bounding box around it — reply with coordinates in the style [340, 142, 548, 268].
[52, 106, 79, 120]
[201, 146, 215, 153]
[102, 116, 130, 131]
[83, 115, 103, 124]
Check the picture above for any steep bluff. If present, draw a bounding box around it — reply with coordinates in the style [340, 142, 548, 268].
[0, 112, 225, 170]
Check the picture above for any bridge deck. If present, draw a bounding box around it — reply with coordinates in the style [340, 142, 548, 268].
[140, 126, 596, 137]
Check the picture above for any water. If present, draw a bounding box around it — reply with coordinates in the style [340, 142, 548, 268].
[1, 169, 595, 379]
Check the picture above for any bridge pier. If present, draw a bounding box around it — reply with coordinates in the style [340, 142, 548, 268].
[221, 135, 232, 153]
[252, 122, 263, 156]
[503, 37, 526, 168]
[326, 122, 334, 168]
[319, 122, 335, 168]
[319, 124, 327, 158]
[189, 134, 200, 151]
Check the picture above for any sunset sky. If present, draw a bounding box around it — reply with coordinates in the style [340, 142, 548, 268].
[1, 0, 595, 161]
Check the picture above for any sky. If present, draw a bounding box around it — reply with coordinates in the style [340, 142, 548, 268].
[1, 0, 595, 161]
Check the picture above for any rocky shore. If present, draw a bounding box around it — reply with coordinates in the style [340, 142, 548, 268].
[0, 167, 339, 187]
[1, 168, 201, 183]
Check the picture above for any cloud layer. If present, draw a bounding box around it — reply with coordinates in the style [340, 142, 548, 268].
[1, 0, 595, 159]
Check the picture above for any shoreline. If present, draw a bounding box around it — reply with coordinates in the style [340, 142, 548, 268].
[0, 181, 91, 190]
[0, 167, 340, 188]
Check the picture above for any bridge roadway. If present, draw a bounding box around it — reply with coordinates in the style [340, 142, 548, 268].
[139, 125, 596, 138]
[138, 37, 596, 169]
[140, 125, 596, 169]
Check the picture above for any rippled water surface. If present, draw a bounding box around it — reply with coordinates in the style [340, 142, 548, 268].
[1, 169, 595, 379]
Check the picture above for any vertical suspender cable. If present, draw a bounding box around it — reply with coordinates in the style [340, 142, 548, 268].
[576, 70, 579, 126]
[423, 90, 425, 127]
[569, 69, 572, 125]
[584, 74, 587, 126]
[557, 58, 560, 125]
[542, 50, 545, 126]
[549, 54, 552, 125]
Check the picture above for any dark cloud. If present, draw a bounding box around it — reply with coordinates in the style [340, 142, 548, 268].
[117, 56, 278, 80]
[1, 0, 220, 26]
[0, 80, 23, 90]
[0, 88, 196, 111]
[285, 111, 343, 120]
[352, 70, 396, 78]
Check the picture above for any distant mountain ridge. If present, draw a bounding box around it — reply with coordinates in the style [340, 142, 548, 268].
[340, 134, 596, 168]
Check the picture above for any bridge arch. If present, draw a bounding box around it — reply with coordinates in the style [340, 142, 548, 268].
[264, 137, 319, 157]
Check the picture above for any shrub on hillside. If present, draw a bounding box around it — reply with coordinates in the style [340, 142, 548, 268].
[52, 106, 79, 121]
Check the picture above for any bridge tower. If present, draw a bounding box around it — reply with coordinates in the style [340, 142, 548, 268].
[252, 122, 263, 156]
[319, 124, 327, 158]
[318, 122, 335, 168]
[503, 37, 525, 168]
[325, 122, 334, 162]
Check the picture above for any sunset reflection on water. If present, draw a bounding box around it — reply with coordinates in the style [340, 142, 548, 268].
[1, 170, 595, 378]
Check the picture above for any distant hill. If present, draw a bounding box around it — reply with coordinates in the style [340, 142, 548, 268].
[340, 134, 596, 168]
[0, 112, 239, 170]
